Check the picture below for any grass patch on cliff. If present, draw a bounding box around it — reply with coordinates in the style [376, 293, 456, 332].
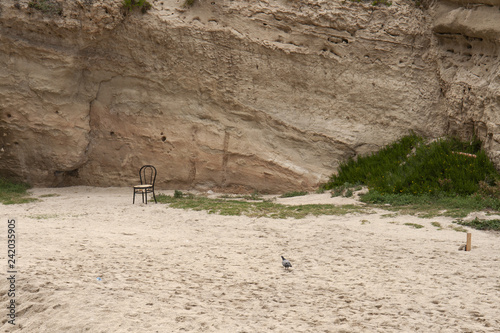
[156, 194, 368, 219]
[324, 134, 498, 197]
[28, 0, 63, 15]
[323, 133, 500, 222]
[123, 0, 152, 13]
[0, 178, 37, 205]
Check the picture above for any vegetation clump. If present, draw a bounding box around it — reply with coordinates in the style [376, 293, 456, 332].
[323, 133, 500, 222]
[325, 134, 498, 198]
[331, 183, 362, 198]
[370, 0, 392, 6]
[123, 0, 152, 13]
[413, 0, 434, 9]
[0, 178, 37, 205]
[28, 0, 63, 15]
[454, 218, 500, 232]
[280, 191, 308, 198]
[404, 222, 424, 229]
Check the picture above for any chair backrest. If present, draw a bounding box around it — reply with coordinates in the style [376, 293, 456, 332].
[139, 165, 157, 186]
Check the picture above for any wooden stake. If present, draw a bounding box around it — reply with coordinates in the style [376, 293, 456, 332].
[466, 233, 472, 251]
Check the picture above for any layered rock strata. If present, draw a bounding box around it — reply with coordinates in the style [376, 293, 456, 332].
[0, 0, 498, 192]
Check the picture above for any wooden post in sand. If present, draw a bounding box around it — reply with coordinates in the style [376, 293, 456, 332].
[466, 233, 472, 251]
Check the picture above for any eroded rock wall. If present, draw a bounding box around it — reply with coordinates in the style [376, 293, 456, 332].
[431, 1, 500, 165]
[0, 0, 498, 192]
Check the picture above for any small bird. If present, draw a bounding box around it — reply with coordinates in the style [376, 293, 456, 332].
[281, 256, 292, 270]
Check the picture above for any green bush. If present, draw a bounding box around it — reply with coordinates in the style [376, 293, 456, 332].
[325, 133, 422, 190]
[325, 134, 499, 198]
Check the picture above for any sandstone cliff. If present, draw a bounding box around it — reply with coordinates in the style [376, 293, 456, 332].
[0, 0, 499, 192]
[431, 0, 500, 164]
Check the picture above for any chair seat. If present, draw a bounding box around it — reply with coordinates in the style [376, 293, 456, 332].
[134, 184, 153, 189]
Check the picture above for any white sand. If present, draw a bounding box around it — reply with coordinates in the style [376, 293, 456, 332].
[1, 186, 499, 332]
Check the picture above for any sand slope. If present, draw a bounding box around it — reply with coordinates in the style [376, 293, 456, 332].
[1, 187, 499, 332]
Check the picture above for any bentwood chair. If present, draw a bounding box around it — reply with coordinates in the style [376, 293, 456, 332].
[133, 165, 157, 204]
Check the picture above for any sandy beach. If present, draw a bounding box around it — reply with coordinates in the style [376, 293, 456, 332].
[1, 186, 499, 332]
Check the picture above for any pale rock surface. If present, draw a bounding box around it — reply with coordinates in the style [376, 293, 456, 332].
[430, 1, 500, 164]
[0, 0, 499, 192]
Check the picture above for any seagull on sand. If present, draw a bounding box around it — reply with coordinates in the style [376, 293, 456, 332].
[281, 256, 292, 270]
